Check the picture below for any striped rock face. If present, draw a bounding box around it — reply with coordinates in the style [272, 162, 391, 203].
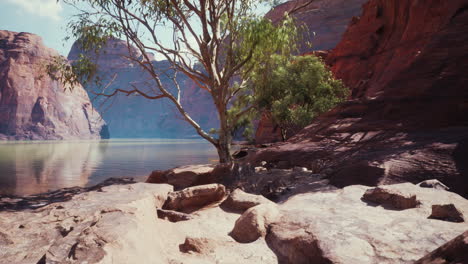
[0, 30, 107, 140]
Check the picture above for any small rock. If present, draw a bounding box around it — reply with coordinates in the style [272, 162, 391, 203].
[362, 187, 420, 210]
[293, 167, 308, 172]
[260, 161, 268, 166]
[221, 189, 275, 212]
[179, 237, 215, 254]
[230, 204, 280, 243]
[163, 184, 226, 212]
[418, 179, 450, 191]
[266, 220, 328, 264]
[157, 209, 193, 222]
[429, 204, 464, 223]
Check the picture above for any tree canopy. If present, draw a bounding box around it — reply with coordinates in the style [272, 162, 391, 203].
[52, 0, 342, 163]
[249, 54, 349, 141]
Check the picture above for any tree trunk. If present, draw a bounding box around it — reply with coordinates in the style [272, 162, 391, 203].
[216, 138, 232, 164]
[281, 127, 287, 142]
[216, 99, 233, 164]
[216, 118, 233, 163]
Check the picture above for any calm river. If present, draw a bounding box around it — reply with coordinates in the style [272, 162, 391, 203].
[0, 139, 217, 196]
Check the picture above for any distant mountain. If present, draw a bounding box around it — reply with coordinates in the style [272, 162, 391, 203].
[0, 30, 107, 140]
[68, 39, 218, 139]
[266, 0, 367, 53]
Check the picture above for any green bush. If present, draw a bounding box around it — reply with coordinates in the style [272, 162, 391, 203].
[252, 54, 349, 140]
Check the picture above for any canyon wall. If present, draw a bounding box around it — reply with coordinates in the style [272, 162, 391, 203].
[68, 39, 218, 138]
[266, 0, 367, 52]
[248, 0, 468, 197]
[0, 30, 107, 140]
[257, 0, 367, 143]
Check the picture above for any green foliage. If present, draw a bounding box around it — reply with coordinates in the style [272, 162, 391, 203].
[249, 55, 349, 140]
[51, 0, 319, 162]
[45, 54, 98, 89]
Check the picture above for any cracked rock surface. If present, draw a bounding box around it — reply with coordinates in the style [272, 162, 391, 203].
[1, 180, 467, 264]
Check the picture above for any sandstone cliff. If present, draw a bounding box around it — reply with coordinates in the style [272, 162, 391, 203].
[0, 30, 107, 140]
[68, 39, 218, 138]
[248, 0, 468, 198]
[257, 0, 366, 143]
[266, 0, 367, 52]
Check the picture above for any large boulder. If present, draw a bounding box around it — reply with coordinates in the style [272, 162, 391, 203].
[163, 184, 226, 212]
[146, 164, 216, 190]
[0, 183, 173, 263]
[230, 204, 280, 243]
[0, 30, 107, 140]
[222, 188, 275, 212]
[266, 183, 468, 264]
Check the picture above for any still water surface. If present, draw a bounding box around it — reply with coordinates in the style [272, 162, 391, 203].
[0, 139, 217, 196]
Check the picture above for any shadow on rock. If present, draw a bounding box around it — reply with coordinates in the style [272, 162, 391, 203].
[0, 177, 136, 212]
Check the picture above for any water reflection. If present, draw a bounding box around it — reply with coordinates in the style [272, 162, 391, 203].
[0, 140, 217, 196]
[0, 141, 106, 195]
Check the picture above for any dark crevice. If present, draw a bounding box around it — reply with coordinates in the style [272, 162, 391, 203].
[376, 26, 385, 35]
[376, 5, 383, 18]
[451, 5, 468, 22]
[58, 226, 74, 237]
[36, 254, 46, 264]
[68, 242, 79, 260]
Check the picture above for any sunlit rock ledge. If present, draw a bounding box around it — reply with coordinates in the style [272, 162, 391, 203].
[0, 171, 467, 264]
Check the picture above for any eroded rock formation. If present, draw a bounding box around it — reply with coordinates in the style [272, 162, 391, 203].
[248, 0, 468, 198]
[0, 30, 107, 140]
[1, 179, 467, 263]
[266, 0, 367, 53]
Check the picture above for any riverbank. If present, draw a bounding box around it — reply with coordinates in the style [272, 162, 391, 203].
[1, 165, 467, 264]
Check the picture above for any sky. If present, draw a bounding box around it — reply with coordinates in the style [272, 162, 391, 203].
[0, 0, 77, 55]
[0, 0, 272, 57]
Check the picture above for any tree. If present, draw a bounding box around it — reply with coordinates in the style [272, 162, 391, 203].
[53, 0, 315, 163]
[249, 54, 349, 141]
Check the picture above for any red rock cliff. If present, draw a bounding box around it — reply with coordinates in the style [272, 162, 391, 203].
[256, 0, 367, 143]
[248, 0, 468, 197]
[0, 30, 107, 140]
[322, 0, 468, 130]
[266, 0, 367, 52]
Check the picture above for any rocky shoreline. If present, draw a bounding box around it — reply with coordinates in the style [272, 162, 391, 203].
[1, 164, 467, 264]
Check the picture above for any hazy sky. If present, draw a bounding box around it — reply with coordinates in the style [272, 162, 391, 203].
[0, 0, 271, 57]
[0, 0, 77, 55]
